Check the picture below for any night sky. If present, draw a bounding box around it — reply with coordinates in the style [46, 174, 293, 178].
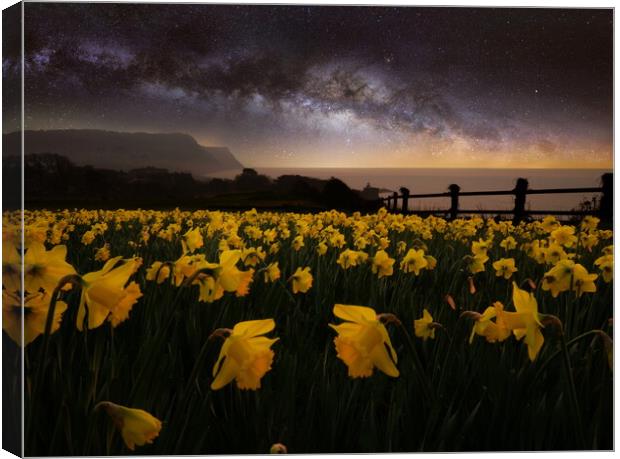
[4, 4, 613, 168]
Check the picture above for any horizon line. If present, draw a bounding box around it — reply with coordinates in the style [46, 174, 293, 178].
[239, 165, 614, 170]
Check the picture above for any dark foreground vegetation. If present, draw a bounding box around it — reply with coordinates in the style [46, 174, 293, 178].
[3, 154, 380, 212]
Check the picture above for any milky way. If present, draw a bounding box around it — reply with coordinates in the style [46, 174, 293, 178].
[3, 4, 613, 168]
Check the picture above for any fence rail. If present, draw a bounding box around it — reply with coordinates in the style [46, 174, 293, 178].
[380, 172, 613, 223]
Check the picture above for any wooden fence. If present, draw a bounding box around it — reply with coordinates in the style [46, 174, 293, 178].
[380, 172, 613, 223]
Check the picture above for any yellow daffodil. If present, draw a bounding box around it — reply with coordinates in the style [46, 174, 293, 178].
[523, 239, 546, 264]
[425, 255, 437, 270]
[263, 262, 281, 283]
[329, 304, 399, 378]
[500, 236, 517, 251]
[316, 241, 328, 256]
[292, 235, 304, 251]
[581, 216, 600, 232]
[94, 243, 111, 262]
[492, 258, 518, 279]
[542, 259, 597, 297]
[541, 259, 573, 297]
[194, 269, 224, 303]
[269, 242, 280, 255]
[378, 237, 390, 250]
[97, 402, 162, 451]
[211, 318, 279, 390]
[468, 302, 511, 344]
[182, 227, 204, 253]
[356, 237, 370, 250]
[543, 243, 568, 265]
[2, 290, 68, 346]
[145, 261, 171, 284]
[337, 249, 366, 269]
[400, 249, 428, 275]
[414, 309, 436, 340]
[550, 225, 577, 248]
[241, 246, 266, 267]
[21, 242, 77, 294]
[594, 254, 613, 283]
[571, 263, 598, 297]
[466, 253, 489, 274]
[289, 267, 313, 293]
[329, 233, 346, 248]
[371, 250, 394, 278]
[172, 254, 197, 286]
[503, 283, 544, 361]
[81, 230, 96, 245]
[580, 233, 599, 252]
[108, 281, 143, 327]
[471, 239, 490, 256]
[540, 216, 560, 233]
[215, 250, 255, 297]
[77, 257, 143, 330]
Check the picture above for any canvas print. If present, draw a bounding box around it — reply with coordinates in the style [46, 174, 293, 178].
[1, 2, 614, 456]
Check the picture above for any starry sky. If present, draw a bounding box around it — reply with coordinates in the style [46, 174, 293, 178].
[3, 4, 613, 168]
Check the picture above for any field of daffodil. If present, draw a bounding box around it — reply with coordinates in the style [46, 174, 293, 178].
[3, 208, 613, 454]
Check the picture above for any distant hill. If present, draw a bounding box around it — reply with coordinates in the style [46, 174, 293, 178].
[2, 129, 243, 176]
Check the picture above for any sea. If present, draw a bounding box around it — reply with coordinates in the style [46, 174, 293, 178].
[206, 168, 612, 213]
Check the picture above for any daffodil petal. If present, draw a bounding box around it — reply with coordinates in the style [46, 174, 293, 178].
[232, 318, 275, 338]
[211, 356, 240, 390]
[333, 304, 377, 323]
[370, 343, 399, 377]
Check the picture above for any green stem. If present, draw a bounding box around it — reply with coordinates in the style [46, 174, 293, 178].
[128, 267, 209, 401]
[397, 322, 434, 404]
[26, 274, 82, 452]
[420, 315, 465, 451]
[534, 329, 604, 380]
[560, 333, 586, 449]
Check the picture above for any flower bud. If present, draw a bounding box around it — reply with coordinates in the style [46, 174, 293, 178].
[445, 294, 457, 311]
[460, 310, 482, 321]
[539, 314, 563, 337]
[377, 313, 402, 327]
[270, 443, 288, 454]
[467, 276, 476, 294]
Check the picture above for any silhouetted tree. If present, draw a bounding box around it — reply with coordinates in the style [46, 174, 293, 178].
[321, 177, 364, 210]
[234, 168, 272, 191]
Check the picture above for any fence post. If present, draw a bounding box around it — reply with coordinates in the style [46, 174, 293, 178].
[391, 192, 399, 212]
[448, 184, 460, 220]
[400, 187, 410, 213]
[513, 178, 529, 224]
[599, 172, 613, 224]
